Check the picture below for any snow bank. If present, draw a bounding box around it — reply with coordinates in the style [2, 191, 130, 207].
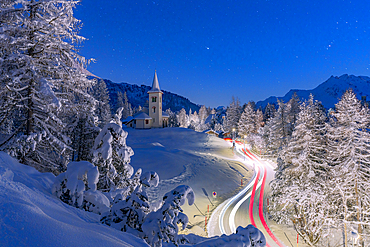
[0, 152, 148, 247]
[52, 161, 110, 214]
[193, 225, 266, 246]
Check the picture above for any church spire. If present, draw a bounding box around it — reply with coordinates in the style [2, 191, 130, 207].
[148, 70, 163, 93]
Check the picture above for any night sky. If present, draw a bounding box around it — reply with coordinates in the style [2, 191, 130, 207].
[75, 0, 370, 108]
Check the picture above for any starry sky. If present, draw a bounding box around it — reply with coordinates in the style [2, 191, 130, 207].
[75, 0, 370, 108]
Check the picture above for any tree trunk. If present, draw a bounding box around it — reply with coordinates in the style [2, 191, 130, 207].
[344, 223, 347, 247]
[355, 180, 363, 246]
[26, 80, 33, 135]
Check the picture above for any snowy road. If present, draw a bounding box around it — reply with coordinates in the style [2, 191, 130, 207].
[208, 140, 287, 247]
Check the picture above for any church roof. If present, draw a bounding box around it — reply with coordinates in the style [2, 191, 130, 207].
[147, 71, 163, 94]
[134, 112, 152, 120]
[162, 111, 169, 118]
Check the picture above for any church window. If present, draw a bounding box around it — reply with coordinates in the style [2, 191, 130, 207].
[145, 120, 149, 124]
[160, 97, 161, 103]
[152, 107, 156, 113]
[152, 97, 157, 102]
[153, 118, 155, 123]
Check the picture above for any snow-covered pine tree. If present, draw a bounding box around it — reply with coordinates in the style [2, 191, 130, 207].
[116, 91, 124, 113]
[237, 102, 256, 137]
[264, 103, 276, 121]
[92, 122, 134, 191]
[93, 79, 111, 127]
[270, 95, 330, 246]
[224, 96, 241, 133]
[263, 100, 290, 154]
[326, 89, 370, 245]
[165, 109, 179, 127]
[177, 108, 188, 128]
[141, 185, 195, 247]
[101, 170, 159, 235]
[198, 105, 208, 124]
[122, 91, 133, 120]
[255, 109, 264, 129]
[287, 92, 301, 131]
[0, 0, 94, 173]
[68, 113, 100, 162]
[189, 110, 199, 127]
[194, 105, 209, 131]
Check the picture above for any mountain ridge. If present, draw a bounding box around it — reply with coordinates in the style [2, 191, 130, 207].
[256, 74, 370, 109]
[103, 79, 200, 113]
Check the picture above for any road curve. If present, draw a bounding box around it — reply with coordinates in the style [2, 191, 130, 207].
[209, 139, 286, 247]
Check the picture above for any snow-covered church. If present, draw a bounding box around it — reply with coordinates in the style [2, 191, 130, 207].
[125, 71, 169, 129]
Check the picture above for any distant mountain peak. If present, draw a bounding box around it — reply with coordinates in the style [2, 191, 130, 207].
[256, 74, 370, 109]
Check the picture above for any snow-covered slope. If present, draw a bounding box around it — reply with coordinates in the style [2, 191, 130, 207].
[125, 127, 252, 236]
[0, 128, 253, 245]
[104, 79, 200, 113]
[256, 74, 370, 109]
[0, 152, 148, 247]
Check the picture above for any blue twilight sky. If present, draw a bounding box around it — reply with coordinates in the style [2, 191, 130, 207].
[75, 0, 370, 108]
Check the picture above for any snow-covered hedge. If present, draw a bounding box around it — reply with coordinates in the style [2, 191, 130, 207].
[52, 161, 110, 214]
[141, 185, 195, 247]
[100, 170, 159, 233]
[190, 225, 266, 247]
[92, 122, 134, 191]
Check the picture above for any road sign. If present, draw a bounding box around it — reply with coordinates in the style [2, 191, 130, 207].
[212, 191, 217, 198]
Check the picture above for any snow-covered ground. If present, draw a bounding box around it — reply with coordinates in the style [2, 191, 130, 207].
[0, 152, 148, 247]
[0, 127, 254, 246]
[126, 127, 253, 236]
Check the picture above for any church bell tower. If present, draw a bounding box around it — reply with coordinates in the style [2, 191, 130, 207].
[148, 71, 163, 128]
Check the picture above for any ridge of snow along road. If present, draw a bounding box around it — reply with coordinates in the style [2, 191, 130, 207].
[222, 138, 286, 247]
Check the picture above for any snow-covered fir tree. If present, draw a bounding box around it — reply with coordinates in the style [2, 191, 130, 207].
[188, 110, 199, 130]
[177, 108, 188, 128]
[92, 122, 134, 191]
[237, 102, 256, 137]
[92, 79, 111, 127]
[270, 95, 330, 246]
[0, 0, 94, 173]
[195, 105, 209, 131]
[287, 92, 300, 127]
[52, 160, 110, 215]
[116, 91, 124, 113]
[264, 103, 276, 121]
[101, 170, 159, 235]
[122, 91, 133, 120]
[263, 100, 290, 154]
[198, 105, 208, 125]
[224, 96, 241, 133]
[165, 109, 179, 127]
[326, 89, 370, 245]
[141, 185, 195, 247]
[255, 109, 264, 129]
[68, 113, 100, 162]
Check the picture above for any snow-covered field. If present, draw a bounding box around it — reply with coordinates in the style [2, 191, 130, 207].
[0, 127, 253, 246]
[126, 127, 252, 236]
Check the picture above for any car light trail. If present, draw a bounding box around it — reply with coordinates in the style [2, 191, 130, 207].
[219, 164, 257, 234]
[229, 165, 262, 233]
[258, 164, 285, 247]
[219, 138, 286, 247]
